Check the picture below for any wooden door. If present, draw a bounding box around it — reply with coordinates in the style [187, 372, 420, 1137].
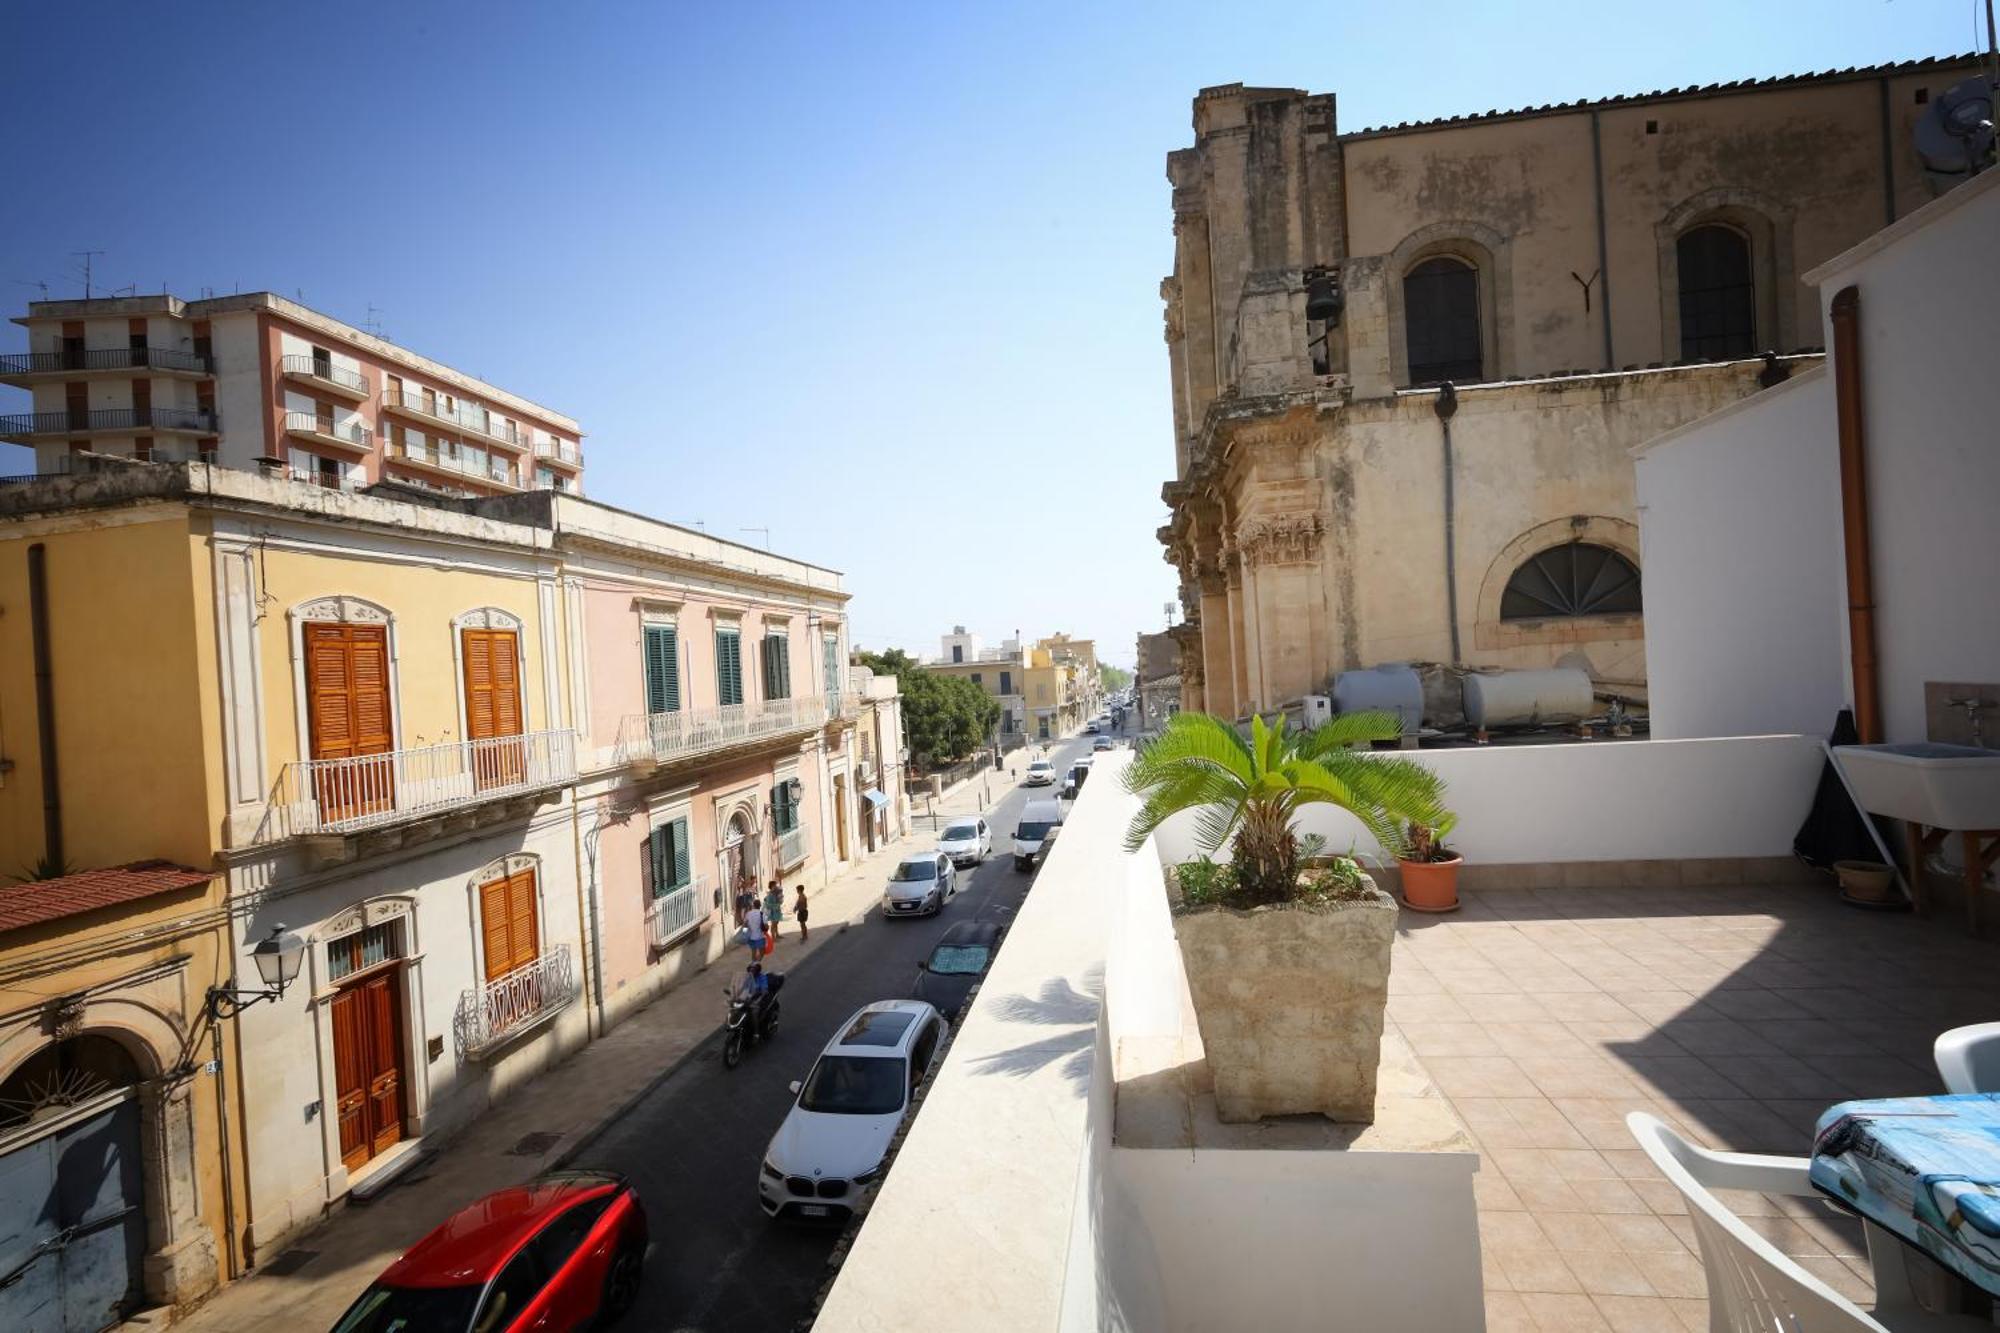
[315, 399, 333, 435]
[362, 974, 405, 1157]
[463, 628, 525, 789]
[480, 868, 540, 983]
[304, 623, 395, 821]
[330, 974, 406, 1169]
[330, 987, 372, 1169]
[131, 379, 151, 430]
[65, 383, 88, 432]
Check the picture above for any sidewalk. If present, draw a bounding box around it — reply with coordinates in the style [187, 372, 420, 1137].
[173, 770, 1005, 1331]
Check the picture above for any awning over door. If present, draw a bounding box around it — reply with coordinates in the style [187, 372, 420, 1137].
[862, 789, 889, 811]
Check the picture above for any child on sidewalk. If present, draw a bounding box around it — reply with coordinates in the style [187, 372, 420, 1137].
[793, 884, 810, 943]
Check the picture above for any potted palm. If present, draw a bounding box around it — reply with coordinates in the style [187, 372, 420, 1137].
[1397, 816, 1463, 912]
[1124, 710, 1448, 1123]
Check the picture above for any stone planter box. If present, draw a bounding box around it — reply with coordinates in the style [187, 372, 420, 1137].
[1168, 869, 1397, 1123]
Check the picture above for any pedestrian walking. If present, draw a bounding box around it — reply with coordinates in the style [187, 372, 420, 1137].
[763, 882, 785, 940]
[744, 901, 767, 961]
[793, 884, 810, 943]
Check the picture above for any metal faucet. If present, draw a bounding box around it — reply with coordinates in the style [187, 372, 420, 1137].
[1947, 696, 1994, 747]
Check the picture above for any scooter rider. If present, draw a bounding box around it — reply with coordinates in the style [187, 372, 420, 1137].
[734, 962, 774, 1033]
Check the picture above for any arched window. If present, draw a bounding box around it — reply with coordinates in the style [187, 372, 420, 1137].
[0, 1034, 143, 1131]
[1501, 544, 1642, 621]
[1403, 257, 1483, 385]
[1677, 224, 1755, 360]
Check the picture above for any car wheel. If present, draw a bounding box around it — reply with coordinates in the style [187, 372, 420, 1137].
[597, 1242, 643, 1325]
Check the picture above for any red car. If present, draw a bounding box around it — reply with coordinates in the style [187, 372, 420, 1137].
[331, 1171, 646, 1332]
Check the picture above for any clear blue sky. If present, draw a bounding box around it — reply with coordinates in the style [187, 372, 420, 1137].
[1, 1, 1970, 666]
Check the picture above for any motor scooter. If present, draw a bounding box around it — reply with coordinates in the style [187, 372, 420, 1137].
[722, 971, 784, 1069]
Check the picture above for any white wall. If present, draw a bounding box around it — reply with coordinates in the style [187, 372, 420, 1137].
[1155, 734, 1826, 866]
[1635, 369, 1847, 740]
[1814, 171, 2000, 744]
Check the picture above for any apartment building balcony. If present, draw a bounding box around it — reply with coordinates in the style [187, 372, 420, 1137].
[533, 438, 581, 469]
[645, 877, 708, 952]
[454, 945, 578, 1058]
[279, 354, 370, 403]
[379, 388, 528, 453]
[254, 728, 577, 848]
[384, 434, 518, 491]
[0, 407, 219, 443]
[615, 696, 829, 771]
[0, 347, 213, 384]
[282, 412, 373, 455]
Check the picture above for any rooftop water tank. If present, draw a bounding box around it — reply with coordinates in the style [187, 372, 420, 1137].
[1333, 664, 1424, 733]
[1462, 667, 1595, 730]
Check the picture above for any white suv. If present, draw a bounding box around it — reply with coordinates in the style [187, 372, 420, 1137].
[937, 818, 990, 868]
[759, 1000, 949, 1221]
[1023, 759, 1056, 787]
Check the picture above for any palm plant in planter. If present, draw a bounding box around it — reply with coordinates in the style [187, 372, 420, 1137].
[1123, 711, 1451, 1124]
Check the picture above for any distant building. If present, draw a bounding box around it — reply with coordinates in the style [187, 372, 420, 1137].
[929, 627, 1027, 739]
[1135, 630, 1182, 731]
[1156, 55, 1984, 720]
[3, 291, 584, 496]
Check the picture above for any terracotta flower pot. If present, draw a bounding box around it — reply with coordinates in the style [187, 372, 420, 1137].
[1398, 855, 1463, 913]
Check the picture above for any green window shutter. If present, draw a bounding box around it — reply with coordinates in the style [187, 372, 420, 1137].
[716, 628, 742, 706]
[647, 825, 669, 899]
[767, 635, 790, 699]
[643, 624, 680, 714]
[671, 816, 691, 888]
[823, 636, 840, 698]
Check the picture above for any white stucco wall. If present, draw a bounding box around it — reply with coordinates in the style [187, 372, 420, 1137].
[1155, 734, 1825, 867]
[1810, 170, 2000, 744]
[1634, 367, 1846, 739]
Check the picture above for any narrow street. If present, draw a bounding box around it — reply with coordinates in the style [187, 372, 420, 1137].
[571, 732, 1100, 1332]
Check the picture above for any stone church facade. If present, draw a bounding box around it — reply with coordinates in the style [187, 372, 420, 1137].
[1157, 54, 1981, 720]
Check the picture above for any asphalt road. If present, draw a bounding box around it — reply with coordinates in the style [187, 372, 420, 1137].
[573, 731, 1106, 1333]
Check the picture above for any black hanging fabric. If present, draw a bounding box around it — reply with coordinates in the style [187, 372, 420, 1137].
[1794, 709, 1891, 869]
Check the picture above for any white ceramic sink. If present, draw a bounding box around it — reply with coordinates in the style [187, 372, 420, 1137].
[1833, 743, 2000, 830]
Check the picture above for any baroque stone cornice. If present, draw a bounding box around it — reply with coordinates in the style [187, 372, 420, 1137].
[1237, 512, 1325, 568]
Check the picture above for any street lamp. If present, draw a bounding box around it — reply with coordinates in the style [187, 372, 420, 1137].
[207, 924, 306, 1019]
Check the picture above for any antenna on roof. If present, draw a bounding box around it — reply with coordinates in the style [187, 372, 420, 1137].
[70, 250, 105, 298]
[12, 279, 50, 300]
[363, 304, 385, 338]
[741, 527, 771, 548]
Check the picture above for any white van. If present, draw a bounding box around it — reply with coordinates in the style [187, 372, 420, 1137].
[1012, 799, 1065, 871]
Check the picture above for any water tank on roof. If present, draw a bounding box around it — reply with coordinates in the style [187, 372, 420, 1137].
[1333, 665, 1424, 733]
[1462, 667, 1595, 729]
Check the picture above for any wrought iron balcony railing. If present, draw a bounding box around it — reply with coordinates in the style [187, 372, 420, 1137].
[615, 696, 829, 769]
[257, 728, 578, 841]
[283, 412, 372, 451]
[0, 407, 218, 438]
[386, 435, 518, 488]
[455, 945, 578, 1057]
[645, 878, 707, 951]
[280, 354, 368, 393]
[0, 347, 213, 376]
[380, 388, 526, 450]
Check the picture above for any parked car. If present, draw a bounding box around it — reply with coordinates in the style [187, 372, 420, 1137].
[1023, 759, 1057, 787]
[758, 1000, 949, 1222]
[911, 920, 1005, 1019]
[1092, 735, 1114, 752]
[330, 1171, 646, 1333]
[936, 817, 991, 868]
[1013, 799, 1064, 870]
[1085, 720, 1099, 734]
[882, 852, 957, 917]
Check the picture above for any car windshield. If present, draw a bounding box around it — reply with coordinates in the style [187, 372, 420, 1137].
[798, 1054, 906, 1115]
[332, 1283, 481, 1333]
[1017, 821, 1053, 840]
[927, 944, 991, 976]
[942, 824, 978, 840]
[891, 861, 936, 882]
[1029, 762, 1052, 772]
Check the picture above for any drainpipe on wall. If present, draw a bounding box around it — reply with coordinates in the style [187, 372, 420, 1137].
[578, 814, 608, 1037]
[1434, 385, 1464, 665]
[1830, 286, 1884, 745]
[26, 543, 62, 869]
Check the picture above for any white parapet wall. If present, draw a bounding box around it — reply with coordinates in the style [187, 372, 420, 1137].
[818, 751, 1487, 1333]
[1154, 733, 1827, 872]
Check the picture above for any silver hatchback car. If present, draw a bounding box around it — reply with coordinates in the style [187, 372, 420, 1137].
[882, 851, 957, 917]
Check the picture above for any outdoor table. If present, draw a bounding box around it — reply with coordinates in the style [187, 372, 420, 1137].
[1810, 1092, 2000, 1304]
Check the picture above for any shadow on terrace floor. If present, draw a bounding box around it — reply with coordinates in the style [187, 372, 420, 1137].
[1387, 881, 2000, 1329]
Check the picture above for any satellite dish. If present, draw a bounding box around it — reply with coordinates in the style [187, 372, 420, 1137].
[1915, 76, 1997, 194]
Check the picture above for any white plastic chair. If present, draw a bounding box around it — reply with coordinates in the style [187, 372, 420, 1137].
[1934, 1023, 2000, 1095]
[1625, 1112, 1989, 1331]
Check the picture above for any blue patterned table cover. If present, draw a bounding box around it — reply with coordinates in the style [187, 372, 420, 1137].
[1811, 1093, 2000, 1295]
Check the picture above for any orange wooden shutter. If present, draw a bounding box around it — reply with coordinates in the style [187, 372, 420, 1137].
[507, 868, 540, 971]
[480, 877, 514, 981]
[489, 632, 523, 736]
[350, 628, 392, 755]
[463, 630, 497, 740]
[306, 625, 358, 761]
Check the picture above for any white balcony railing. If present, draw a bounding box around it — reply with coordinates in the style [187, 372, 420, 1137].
[645, 877, 706, 951]
[615, 696, 828, 768]
[455, 945, 577, 1058]
[534, 438, 581, 465]
[260, 728, 578, 841]
[777, 825, 808, 869]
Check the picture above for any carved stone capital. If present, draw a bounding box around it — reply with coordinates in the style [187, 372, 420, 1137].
[1237, 512, 1325, 568]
